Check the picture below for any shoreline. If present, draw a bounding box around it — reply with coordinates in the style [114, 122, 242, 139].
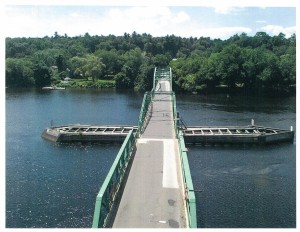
[6, 85, 296, 98]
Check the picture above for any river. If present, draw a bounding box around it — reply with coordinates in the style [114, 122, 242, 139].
[5, 88, 296, 228]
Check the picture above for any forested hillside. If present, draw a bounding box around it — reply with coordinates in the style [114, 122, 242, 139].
[5, 32, 296, 94]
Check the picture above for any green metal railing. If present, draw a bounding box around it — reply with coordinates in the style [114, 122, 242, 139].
[153, 67, 172, 91]
[171, 88, 197, 228]
[169, 67, 172, 91]
[171, 92, 178, 134]
[137, 91, 153, 136]
[92, 130, 136, 228]
[178, 131, 197, 228]
[152, 67, 157, 91]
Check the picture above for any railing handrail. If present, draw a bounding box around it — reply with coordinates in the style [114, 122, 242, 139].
[171, 92, 178, 134]
[92, 130, 136, 228]
[170, 67, 172, 92]
[152, 67, 157, 92]
[178, 131, 197, 228]
[153, 67, 172, 92]
[137, 91, 153, 136]
[172, 89, 197, 228]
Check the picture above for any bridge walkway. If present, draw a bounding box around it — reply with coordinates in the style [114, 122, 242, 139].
[112, 79, 187, 228]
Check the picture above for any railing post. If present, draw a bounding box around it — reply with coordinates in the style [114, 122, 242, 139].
[170, 67, 172, 91]
[92, 130, 135, 228]
[188, 195, 197, 228]
[137, 91, 153, 136]
[153, 67, 157, 92]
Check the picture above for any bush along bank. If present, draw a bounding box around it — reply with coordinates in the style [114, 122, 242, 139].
[55, 79, 115, 89]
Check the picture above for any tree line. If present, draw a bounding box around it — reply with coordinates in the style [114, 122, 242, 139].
[5, 31, 296, 94]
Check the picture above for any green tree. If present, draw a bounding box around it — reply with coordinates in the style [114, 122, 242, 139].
[6, 58, 34, 87]
[70, 56, 88, 79]
[241, 48, 258, 90]
[203, 53, 222, 89]
[33, 62, 51, 87]
[153, 54, 171, 68]
[257, 52, 282, 89]
[55, 54, 67, 73]
[114, 72, 132, 89]
[67, 43, 87, 57]
[83, 55, 106, 81]
[134, 58, 155, 91]
[218, 44, 244, 89]
[31, 49, 63, 68]
[279, 53, 296, 86]
[115, 48, 144, 89]
[253, 32, 272, 49]
[95, 49, 122, 78]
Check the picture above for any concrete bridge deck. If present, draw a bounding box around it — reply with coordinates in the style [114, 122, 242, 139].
[112, 79, 187, 228]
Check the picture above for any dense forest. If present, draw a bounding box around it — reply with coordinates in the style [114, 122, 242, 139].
[5, 31, 296, 94]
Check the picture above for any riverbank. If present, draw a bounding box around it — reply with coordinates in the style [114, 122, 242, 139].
[6, 79, 296, 97]
[55, 78, 115, 89]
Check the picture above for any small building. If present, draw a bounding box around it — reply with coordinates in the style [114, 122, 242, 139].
[64, 77, 72, 82]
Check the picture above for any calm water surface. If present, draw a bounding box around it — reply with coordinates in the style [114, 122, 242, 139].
[176, 93, 296, 228]
[6, 88, 296, 228]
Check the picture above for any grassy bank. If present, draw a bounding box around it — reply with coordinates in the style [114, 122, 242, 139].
[56, 79, 115, 88]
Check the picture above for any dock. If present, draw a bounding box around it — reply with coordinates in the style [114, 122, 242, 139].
[42, 125, 138, 143]
[42, 124, 294, 145]
[183, 125, 294, 145]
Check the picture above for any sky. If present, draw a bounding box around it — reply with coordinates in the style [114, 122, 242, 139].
[3, 2, 297, 40]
